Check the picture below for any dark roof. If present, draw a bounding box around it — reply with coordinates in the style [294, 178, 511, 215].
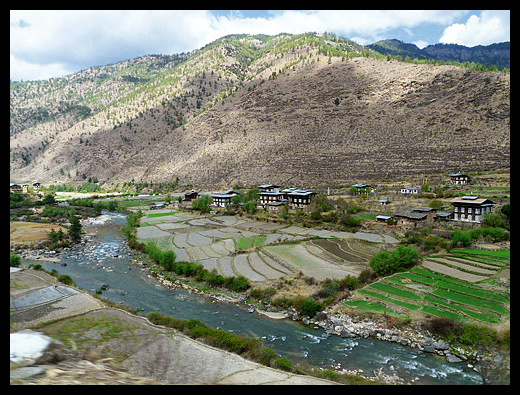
[394, 211, 427, 220]
[412, 207, 434, 212]
[436, 211, 453, 218]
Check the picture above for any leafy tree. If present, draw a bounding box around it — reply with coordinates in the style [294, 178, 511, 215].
[244, 200, 257, 214]
[192, 195, 212, 213]
[68, 216, 82, 242]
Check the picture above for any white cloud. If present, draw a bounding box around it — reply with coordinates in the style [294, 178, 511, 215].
[413, 40, 429, 49]
[10, 10, 504, 81]
[440, 10, 510, 46]
[10, 54, 73, 81]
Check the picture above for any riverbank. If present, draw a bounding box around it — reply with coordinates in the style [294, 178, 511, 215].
[14, 211, 493, 384]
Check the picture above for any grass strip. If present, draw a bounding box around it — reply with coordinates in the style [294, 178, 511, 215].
[397, 272, 509, 303]
[432, 288, 509, 315]
[358, 289, 421, 311]
[423, 295, 501, 324]
[343, 300, 406, 318]
[369, 281, 422, 301]
[412, 267, 482, 289]
[148, 211, 178, 218]
[421, 305, 468, 322]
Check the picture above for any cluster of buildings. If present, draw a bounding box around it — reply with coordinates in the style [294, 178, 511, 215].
[378, 195, 495, 226]
[10, 182, 40, 193]
[191, 172, 494, 225]
[191, 184, 317, 213]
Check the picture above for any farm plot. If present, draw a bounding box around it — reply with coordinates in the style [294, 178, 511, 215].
[428, 257, 498, 275]
[136, 225, 170, 240]
[232, 254, 266, 282]
[135, 214, 396, 283]
[262, 243, 364, 280]
[422, 260, 488, 283]
[311, 239, 368, 263]
[347, 263, 509, 324]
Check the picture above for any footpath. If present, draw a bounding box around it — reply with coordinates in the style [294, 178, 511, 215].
[10, 267, 335, 385]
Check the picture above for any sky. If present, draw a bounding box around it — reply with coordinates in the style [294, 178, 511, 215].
[10, 10, 510, 82]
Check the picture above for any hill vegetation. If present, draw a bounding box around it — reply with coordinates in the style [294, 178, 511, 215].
[10, 33, 509, 188]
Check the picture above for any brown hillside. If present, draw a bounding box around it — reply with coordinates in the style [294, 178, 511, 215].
[12, 56, 509, 188]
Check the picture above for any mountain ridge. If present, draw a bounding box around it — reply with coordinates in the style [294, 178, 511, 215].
[366, 39, 510, 69]
[10, 33, 510, 188]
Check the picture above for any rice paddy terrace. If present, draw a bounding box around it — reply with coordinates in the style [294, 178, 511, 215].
[345, 249, 510, 326]
[133, 208, 398, 282]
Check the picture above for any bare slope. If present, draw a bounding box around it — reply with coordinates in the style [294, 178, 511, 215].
[11, 47, 509, 187]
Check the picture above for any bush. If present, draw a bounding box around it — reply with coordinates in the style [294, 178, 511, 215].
[300, 298, 322, 318]
[58, 274, 76, 286]
[369, 245, 419, 276]
[226, 275, 250, 292]
[274, 356, 294, 371]
[10, 252, 21, 267]
[259, 347, 278, 366]
[192, 195, 212, 213]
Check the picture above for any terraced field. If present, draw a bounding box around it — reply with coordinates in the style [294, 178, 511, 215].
[133, 208, 396, 283]
[345, 249, 510, 325]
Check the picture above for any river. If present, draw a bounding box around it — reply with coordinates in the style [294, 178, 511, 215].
[22, 211, 483, 384]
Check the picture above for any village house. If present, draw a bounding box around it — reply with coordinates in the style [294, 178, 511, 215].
[211, 193, 234, 208]
[258, 184, 280, 193]
[266, 201, 286, 212]
[351, 183, 373, 194]
[284, 189, 316, 212]
[32, 181, 41, 190]
[10, 183, 22, 193]
[258, 191, 286, 207]
[393, 210, 427, 227]
[449, 173, 470, 185]
[411, 206, 436, 224]
[400, 186, 419, 194]
[435, 211, 454, 221]
[184, 191, 200, 201]
[211, 190, 240, 208]
[450, 196, 494, 223]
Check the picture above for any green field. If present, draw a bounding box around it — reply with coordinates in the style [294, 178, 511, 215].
[235, 235, 267, 250]
[345, 249, 509, 325]
[148, 211, 178, 218]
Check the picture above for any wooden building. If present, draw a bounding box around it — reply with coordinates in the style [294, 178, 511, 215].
[258, 191, 286, 206]
[285, 189, 316, 211]
[450, 196, 494, 223]
[258, 184, 280, 193]
[211, 193, 234, 208]
[393, 210, 427, 227]
[184, 191, 200, 201]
